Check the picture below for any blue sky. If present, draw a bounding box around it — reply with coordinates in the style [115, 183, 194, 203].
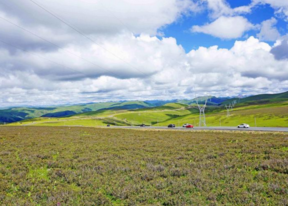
[0, 0, 288, 107]
[163, 0, 287, 52]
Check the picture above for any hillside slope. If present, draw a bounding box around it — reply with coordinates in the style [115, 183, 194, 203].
[7, 100, 288, 127]
[0, 100, 178, 123]
[2, 91, 288, 125]
[222, 91, 288, 105]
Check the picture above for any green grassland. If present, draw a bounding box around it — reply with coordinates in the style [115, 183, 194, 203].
[8, 101, 288, 127]
[3, 91, 288, 127]
[156, 102, 288, 127]
[0, 127, 287, 205]
[0, 101, 160, 123]
[222, 91, 288, 106]
[2, 91, 288, 126]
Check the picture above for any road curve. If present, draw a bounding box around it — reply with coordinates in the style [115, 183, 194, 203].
[112, 126, 288, 132]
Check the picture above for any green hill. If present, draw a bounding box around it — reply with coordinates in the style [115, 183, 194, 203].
[0, 100, 172, 124]
[0, 101, 147, 123]
[7, 101, 288, 127]
[222, 91, 288, 106]
[2, 91, 288, 126]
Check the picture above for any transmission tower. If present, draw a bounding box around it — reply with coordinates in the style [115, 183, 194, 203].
[197, 98, 208, 127]
[231, 100, 236, 109]
[225, 100, 237, 117]
[225, 104, 231, 117]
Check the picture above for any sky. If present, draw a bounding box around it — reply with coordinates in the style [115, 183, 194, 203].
[0, 0, 288, 107]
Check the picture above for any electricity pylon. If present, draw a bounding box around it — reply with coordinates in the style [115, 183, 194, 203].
[197, 98, 208, 127]
[225, 100, 237, 117]
[225, 104, 231, 117]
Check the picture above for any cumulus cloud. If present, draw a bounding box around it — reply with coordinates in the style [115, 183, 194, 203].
[271, 37, 288, 60]
[0, 0, 287, 107]
[252, 0, 288, 21]
[257, 18, 281, 41]
[191, 16, 255, 39]
[204, 0, 288, 22]
[203, 0, 252, 19]
[0, 33, 185, 81]
[1, 34, 288, 107]
[0, 0, 199, 36]
[204, 0, 233, 18]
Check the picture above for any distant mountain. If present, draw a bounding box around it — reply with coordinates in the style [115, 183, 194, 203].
[0, 100, 171, 123]
[222, 91, 288, 105]
[144, 100, 177, 107]
[1, 91, 287, 124]
[42, 111, 77, 118]
[177, 96, 230, 105]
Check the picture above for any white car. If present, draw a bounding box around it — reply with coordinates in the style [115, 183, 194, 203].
[237, 123, 250, 128]
[182, 123, 189, 127]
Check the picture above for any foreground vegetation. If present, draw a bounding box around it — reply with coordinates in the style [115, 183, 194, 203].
[0, 127, 287, 205]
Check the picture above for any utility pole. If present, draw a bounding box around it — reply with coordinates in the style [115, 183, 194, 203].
[225, 100, 237, 117]
[233, 100, 237, 109]
[197, 98, 208, 127]
[225, 104, 231, 117]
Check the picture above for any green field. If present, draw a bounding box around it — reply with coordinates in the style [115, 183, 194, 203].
[3, 91, 288, 127]
[0, 127, 287, 205]
[2, 91, 288, 126]
[0, 101, 163, 124]
[156, 102, 288, 127]
[8, 101, 288, 127]
[2, 91, 288, 127]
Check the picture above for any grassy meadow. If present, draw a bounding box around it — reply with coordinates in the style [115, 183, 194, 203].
[8, 101, 288, 127]
[0, 127, 287, 205]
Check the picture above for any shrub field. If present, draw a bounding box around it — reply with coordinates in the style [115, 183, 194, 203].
[0, 127, 287, 205]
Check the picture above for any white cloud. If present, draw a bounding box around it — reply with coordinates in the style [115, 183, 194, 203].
[203, 0, 252, 19]
[271, 36, 288, 60]
[257, 18, 281, 41]
[0, 0, 199, 36]
[203, 0, 288, 22]
[0, 0, 288, 107]
[252, 0, 288, 21]
[0, 33, 185, 81]
[204, 0, 233, 18]
[1, 34, 288, 107]
[191, 16, 255, 39]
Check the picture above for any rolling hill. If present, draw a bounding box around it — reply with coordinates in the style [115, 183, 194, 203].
[2, 91, 288, 126]
[222, 91, 288, 105]
[0, 100, 178, 123]
[6, 100, 288, 128]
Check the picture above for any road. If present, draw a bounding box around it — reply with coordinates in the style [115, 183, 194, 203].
[112, 126, 288, 132]
[2, 125, 288, 132]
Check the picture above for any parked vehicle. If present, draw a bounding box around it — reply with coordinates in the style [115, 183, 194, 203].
[182, 123, 189, 127]
[140, 124, 146, 127]
[237, 123, 250, 128]
[186, 124, 194, 128]
[168, 124, 175, 128]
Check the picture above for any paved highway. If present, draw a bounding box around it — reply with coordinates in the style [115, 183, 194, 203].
[112, 126, 288, 132]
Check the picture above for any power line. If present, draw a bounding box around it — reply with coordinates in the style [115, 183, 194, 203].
[98, 2, 129, 32]
[0, 16, 59, 49]
[0, 15, 106, 72]
[28, 0, 137, 69]
[0, 39, 86, 79]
